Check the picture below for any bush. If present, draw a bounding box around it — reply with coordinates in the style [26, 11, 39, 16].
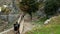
[44, 0, 60, 18]
[19, 0, 40, 19]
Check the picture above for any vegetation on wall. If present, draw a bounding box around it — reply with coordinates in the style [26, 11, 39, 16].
[44, 0, 60, 18]
[19, 0, 40, 19]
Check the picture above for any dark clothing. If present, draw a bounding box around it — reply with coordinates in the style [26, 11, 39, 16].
[14, 23, 20, 31]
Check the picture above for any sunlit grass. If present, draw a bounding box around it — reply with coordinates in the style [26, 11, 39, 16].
[25, 15, 60, 34]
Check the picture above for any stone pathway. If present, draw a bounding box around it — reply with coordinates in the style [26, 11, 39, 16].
[0, 14, 35, 34]
[0, 21, 35, 34]
[22, 22, 35, 34]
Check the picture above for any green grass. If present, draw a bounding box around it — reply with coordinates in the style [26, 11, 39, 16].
[25, 15, 60, 34]
[32, 17, 47, 24]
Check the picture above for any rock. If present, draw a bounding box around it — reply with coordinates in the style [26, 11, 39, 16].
[44, 18, 51, 24]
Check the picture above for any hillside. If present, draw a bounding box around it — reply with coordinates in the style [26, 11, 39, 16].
[25, 15, 60, 34]
[0, 0, 60, 34]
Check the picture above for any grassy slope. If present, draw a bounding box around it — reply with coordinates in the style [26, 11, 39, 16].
[25, 15, 60, 34]
[32, 17, 47, 25]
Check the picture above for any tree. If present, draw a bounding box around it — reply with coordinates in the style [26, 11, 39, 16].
[19, 0, 40, 21]
[44, 0, 60, 18]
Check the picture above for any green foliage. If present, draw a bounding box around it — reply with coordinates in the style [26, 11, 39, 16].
[44, 0, 60, 18]
[32, 17, 47, 24]
[19, 0, 39, 13]
[18, 0, 40, 20]
[1, 7, 10, 15]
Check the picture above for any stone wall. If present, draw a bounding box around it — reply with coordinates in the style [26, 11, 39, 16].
[0, 28, 14, 34]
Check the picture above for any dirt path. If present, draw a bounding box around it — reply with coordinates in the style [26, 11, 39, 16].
[0, 14, 35, 34]
[0, 21, 35, 34]
[16, 14, 35, 34]
[19, 19, 35, 34]
[22, 22, 35, 34]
